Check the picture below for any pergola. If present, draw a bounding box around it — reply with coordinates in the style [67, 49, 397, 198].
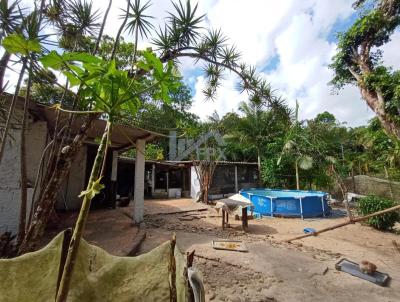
[36, 102, 161, 224]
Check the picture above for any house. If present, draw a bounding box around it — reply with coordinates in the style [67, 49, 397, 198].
[117, 158, 258, 201]
[0, 95, 159, 233]
[0, 94, 259, 234]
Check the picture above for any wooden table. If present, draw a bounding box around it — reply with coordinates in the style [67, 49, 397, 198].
[216, 197, 252, 230]
[221, 206, 248, 230]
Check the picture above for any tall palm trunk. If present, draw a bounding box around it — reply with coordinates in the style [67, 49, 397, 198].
[17, 64, 32, 246]
[56, 121, 112, 302]
[0, 51, 11, 93]
[0, 59, 27, 165]
[295, 159, 300, 190]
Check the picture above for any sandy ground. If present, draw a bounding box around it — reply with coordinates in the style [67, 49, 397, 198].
[47, 199, 400, 302]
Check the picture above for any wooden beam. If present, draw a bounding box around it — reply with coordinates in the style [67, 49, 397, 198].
[285, 204, 400, 243]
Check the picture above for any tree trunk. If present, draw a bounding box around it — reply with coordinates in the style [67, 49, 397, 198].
[17, 65, 32, 246]
[18, 113, 99, 254]
[93, 0, 113, 55]
[55, 121, 112, 302]
[359, 86, 400, 139]
[0, 51, 11, 93]
[0, 59, 27, 165]
[384, 165, 394, 199]
[295, 160, 300, 190]
[257, 149, 262, 187]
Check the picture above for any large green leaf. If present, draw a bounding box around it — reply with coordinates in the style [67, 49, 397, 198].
[2, 33, 41, 55]
[62, 52, 102, 64]
[142, 51, 163, 75]
[40, 51, 64, 69]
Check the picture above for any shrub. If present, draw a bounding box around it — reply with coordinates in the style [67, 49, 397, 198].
[357, 195, 400, 231]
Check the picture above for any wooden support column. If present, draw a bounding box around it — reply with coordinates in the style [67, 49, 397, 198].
[151, 163, 155, 197]
[166, 171, 169, 197]
[133, 139, 146, 223]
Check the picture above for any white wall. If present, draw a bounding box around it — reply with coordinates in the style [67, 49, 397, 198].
[0, 109, 47, 234]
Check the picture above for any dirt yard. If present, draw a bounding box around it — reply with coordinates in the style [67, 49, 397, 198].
[49, 199, 400, 302]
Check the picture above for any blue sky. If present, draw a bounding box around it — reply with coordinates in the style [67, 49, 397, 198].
[10, 0, 400, 126]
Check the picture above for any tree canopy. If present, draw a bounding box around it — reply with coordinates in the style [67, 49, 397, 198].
[330, 0, 400, 138]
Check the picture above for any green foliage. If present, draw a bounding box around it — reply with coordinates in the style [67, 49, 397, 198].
[357, 195, 400, 230]
[40, 48, 180, 117]
[79, 177, 105, 200]
[2, 33, 41, 55]
[123, 143, 164, 160]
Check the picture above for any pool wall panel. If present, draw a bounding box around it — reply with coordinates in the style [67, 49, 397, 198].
[240, 188, 330, 218]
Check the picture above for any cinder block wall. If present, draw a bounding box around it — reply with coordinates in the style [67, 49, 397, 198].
[343, 175, 400, 200]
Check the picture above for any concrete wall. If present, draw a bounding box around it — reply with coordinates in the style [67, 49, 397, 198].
[343, 175, 400, 200]
[55, 146, 87, 210]
[0, 108, 47, 234]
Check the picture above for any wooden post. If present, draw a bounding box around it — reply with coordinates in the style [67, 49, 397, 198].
[384, 165, 394, 199]
[222, 209, 226, 229]
[242, 207, 248, 229]
[151, 164, 155, 197]
[234, 165, 238, 192]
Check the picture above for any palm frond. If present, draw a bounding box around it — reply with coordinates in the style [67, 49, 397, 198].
[0, 0, 25, 41]
[125, 0, 154, 39]
[68, 0, 100, 37]
[168, 0, 204, 47]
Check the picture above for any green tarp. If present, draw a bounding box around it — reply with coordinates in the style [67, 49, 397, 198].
[0, 232, 189, 301]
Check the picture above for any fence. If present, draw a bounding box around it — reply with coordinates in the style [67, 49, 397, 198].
[342, 175, 400, 200]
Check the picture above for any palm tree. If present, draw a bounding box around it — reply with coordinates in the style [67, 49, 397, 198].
[278, 102, 313, 189]
[228, 100, 290, 184]
[125, 0, 153, 64]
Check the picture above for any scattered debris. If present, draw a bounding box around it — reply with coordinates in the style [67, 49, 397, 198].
[335, 258, 390, 286]
[392, 240, 400, 255]
[179, 216, 195, 221]
[195, 254, 277, 302]
[127, 227, 147, 256]
[212, 239, 248, 252]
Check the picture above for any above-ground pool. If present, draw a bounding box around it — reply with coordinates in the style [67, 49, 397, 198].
[240, 188, 330, 218]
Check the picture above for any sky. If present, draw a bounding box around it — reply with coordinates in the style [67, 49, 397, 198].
[8, 0, 400, 126]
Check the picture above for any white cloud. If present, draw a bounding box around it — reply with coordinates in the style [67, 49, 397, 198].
[4, 0, 400, 127]
[381, 30, 400, 70]
[190, 0, 378, 126]
[189, 73, 247, 119]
